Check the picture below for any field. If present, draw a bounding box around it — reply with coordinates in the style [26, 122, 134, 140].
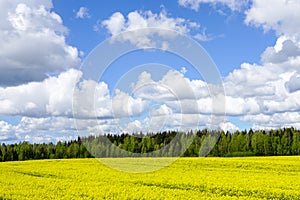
[0, 157, 300, 199]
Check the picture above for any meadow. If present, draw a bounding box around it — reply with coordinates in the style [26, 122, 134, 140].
[0, 156, 300, 199]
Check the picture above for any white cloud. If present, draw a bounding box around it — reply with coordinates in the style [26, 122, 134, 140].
[121, 112, 223, 134]
[261, 37, 300, 64]
[219, 121, 239, 132]
[160, 70, 196, 100]
[223, 55, 300, 128]
[178, 0, 249, 11]
[285, 73, 300, 93]
[2, 54, 300, 141]
[177, 0, 300, 131]
[132, 71, 180, 102]
[221, 0, 300, 129]
[0, 68, 228, 143]
[16, 117, 99, 143]
[112, 89, 149, 118]
[245, 0, 300, 39]
[194, 32, 214, 42]
[102, 9, 198, 35]
[0, 121, 16, 141]
[242, 112, 300, 130]
[0, 115, 124, 143]
[150, 104, 173, 117]
[3, 1, 300, 141]
[0, 0, 80, 86]
[223, 38, 300, 129]
[262, 91, 300, 114]
[76, 7, 90, 19]
[99, 12, 124, 34]
[124, 120, 144, 133]
[0, 68, 139, 120]
[100, 9, 200, 48]
[73, 79, 111, 119]
[133, 70, 208, 102]
[194, 95, 260, 116]
[224, 59, 298, 99]
[0, 69, 81, 118]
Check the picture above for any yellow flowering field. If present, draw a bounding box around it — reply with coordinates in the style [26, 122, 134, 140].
[0, 157, 300, 199]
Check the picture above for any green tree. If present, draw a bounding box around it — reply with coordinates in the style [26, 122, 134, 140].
[292, 131, 300, 155]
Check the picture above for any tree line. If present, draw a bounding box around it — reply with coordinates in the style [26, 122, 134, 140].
[1, 128, 300, 161]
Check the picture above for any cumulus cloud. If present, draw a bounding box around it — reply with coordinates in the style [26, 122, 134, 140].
[76, 7, 90, 19]
[285, 73, 300, 93]
[0, 67, 150, 121]
[178, 0, 249, 11]
[261, 37, 300, 64]
[0, 121, 16, 141]
[223, 50, 300, 128]
[177, 0, 300, 132]
[235, 1, 300, 129]
[3, 0, 300, 142]
[223, 43, 300, 129]
[0, 67, 229, 143]
[73, 79, 111, 119]
[121, 112, 225, 133]
[99, 9, 200, 48]
[245, 0, 300, 39]
[223, 0, 300, 128]
[194, 32, 214, 42]
[112, 89, 149, 118]
[0, 69, 81, 117]
[0, 0, 80, 86]
[4, 116, 117, 143]
[101, 9, 198, 35]
[131, 72, 176, 101]
[219, 121, 239, 132]
[132, 70, 208, 102]
[99, 12, 125, 34]
[224, 55, 300, 98]
[193, 95, 260, 116]
[242, 112, 300, 130]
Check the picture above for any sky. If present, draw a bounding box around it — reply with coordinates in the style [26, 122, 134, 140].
[1, 0, 300, 143]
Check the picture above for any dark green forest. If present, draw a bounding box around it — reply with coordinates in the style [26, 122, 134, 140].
[1, 128, 300, 162]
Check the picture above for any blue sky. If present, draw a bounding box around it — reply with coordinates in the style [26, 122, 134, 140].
[52, 0, 276, 76]
[1, 0, 300, 143]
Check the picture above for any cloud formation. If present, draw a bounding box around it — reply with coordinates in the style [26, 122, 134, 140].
[172, 0, 300, 130]
[2, 0, 300, 143]
[0, 67, 224, 142]
[0, 0, 80, 86]
[245, 0, 300, 39]
[76, 7, 90, 19]
[0, 69, 81, 117]
[99, 9, 200, 48]
[178, 0, 249, 11]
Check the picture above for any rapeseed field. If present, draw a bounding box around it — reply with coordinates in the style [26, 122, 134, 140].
[0, 157, 300, 199]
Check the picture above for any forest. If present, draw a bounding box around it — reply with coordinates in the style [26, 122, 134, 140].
[1, 127, 300, 161]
